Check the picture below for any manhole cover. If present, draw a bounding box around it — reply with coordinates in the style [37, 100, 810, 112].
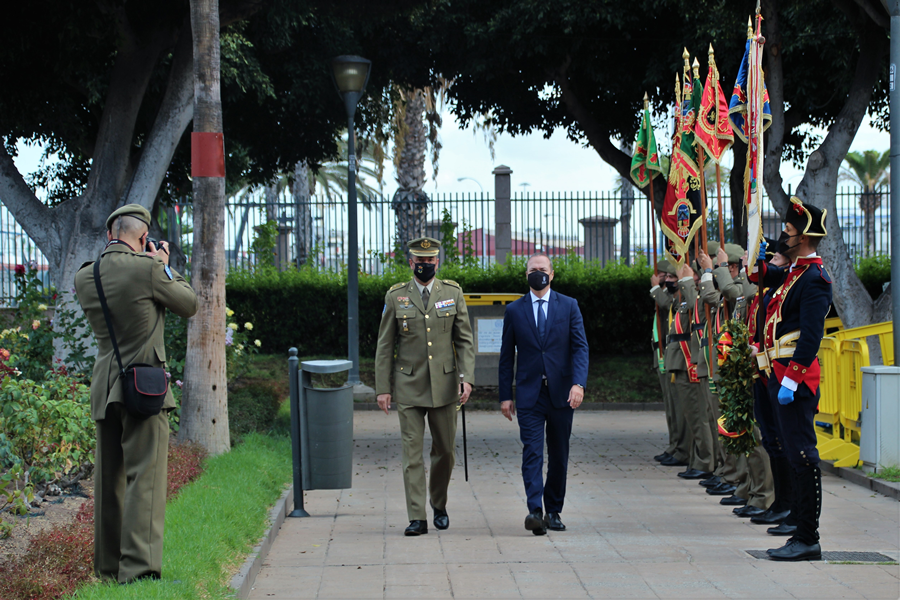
[746, 550, 896, 562]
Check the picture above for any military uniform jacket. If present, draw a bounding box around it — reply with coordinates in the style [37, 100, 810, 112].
[75, 244, 198, 421]
[663, 278, 697, 372]
[375, 278, 475, 408]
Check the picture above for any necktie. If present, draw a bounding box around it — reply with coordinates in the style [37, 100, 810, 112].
[537, 299, 546, 340]
[422, 286, 430, 307]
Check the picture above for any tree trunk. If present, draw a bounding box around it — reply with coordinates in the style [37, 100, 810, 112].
[761, 0, 891, 338]
[391, 89, 428, 255]
[729, 142, 748, 247]
[618, 139, 634, 264]
[180, 0, 230, 454]
[293, 159, 311, 266]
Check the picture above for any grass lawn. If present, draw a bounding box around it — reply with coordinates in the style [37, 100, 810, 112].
[70, 434, 292, 600]
[253, 352, 661, 404]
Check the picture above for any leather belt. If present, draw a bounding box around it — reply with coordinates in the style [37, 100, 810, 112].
[667, 333, 691, 344]
[691, 323, 705, 332]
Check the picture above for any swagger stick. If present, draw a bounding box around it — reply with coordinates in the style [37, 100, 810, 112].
[461, 402, 468, 481]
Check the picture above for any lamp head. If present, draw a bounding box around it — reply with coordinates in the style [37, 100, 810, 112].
[331, 55, 371, 96]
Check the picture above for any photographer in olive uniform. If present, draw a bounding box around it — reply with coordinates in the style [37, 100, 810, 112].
[75, 204, 198, 583]
[375, 237, 475, 536]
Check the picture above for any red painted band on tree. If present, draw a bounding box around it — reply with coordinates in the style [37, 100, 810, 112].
[191, 132, 225, 177]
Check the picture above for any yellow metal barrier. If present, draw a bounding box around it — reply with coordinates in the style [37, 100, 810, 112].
[463, 293, 522, 306]
[815, 320, 894, 468]
[823, 317, 844, 334]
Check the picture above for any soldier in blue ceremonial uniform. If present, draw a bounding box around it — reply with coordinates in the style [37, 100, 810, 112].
[752, 197, 831, 561]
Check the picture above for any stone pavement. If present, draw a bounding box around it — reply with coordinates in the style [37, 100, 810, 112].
[249, 411, 900, 599]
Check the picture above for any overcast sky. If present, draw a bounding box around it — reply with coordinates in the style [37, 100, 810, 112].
[13, 107, 889, 200]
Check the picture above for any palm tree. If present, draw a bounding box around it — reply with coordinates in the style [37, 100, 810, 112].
[841, 149, 889, 255]
[391, 87, 431, 255]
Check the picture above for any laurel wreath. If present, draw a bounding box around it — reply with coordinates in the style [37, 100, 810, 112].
[716, 319, 759, 456]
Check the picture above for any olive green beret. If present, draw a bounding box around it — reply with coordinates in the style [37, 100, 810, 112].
[106, 204, 151, 231]
[407, 236, 440, 257]
[723, 243, 745, 264]
[656, 259, 676, 276]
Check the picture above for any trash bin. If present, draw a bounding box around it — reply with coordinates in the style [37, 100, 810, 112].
[294, 358, 354, 490]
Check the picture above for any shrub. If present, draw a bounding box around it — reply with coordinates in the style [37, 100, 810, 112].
[227, 380, 282, 442]
[226, 256, 656, 358]
[855, 253, 891, 300]
[0, 368, 94, 485]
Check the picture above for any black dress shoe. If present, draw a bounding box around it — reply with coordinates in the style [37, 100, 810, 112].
[721, 495, 747, 506]
[524, 511, 546, 536]
[751, 508, 790, 525]
[404, 520, 428, 536]
[431, 504, 449, 530]
[654, 452, 672, 462]
[659, 456, 688, 467]
[734, 506, 766, 518]
[706, 482, 737, 496]
[767, 522, 798, 536]
[543, 512, 566, 531]
[699, 476, 721, 487]
[678, 469, 713, 479]
[768, 539, 822, 561]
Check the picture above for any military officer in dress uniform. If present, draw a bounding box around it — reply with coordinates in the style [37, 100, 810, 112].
[752, 197, 832, 561]
[375, 237, 475, 536]
[75, 204, 198, 583]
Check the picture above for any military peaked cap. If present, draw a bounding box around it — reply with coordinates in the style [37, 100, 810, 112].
[407, 236, 441, 257]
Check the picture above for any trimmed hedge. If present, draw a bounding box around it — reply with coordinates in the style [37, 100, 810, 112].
[226, 256, 656, 358]
[855, 254, 891, 300]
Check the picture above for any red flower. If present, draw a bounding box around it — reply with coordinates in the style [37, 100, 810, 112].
[14, 264, 25, 276]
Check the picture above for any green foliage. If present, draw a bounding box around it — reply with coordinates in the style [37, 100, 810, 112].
[226, 256, 655, 357]
[854, 253, 891, 300]
[228, 381, 282, 442]
[0, 463, 34, 518]
[439, 208, 459, 263]
[716, 319, 759, 456]
[0, 368, 94, 485]
[870, 465, 900, 483]
[250, 216, 279, 269]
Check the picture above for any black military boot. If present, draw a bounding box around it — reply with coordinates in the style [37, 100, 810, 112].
[768, 466, 821, 561]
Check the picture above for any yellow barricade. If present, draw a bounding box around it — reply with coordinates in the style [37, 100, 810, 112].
[463, 293, 522, 306]
[815, 320, 894, 468]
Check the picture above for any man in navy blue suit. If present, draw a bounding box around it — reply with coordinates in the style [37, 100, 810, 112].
[498, 253, 589, 535]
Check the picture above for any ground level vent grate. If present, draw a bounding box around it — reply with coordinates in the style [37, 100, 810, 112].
[746, 550, 896, 562]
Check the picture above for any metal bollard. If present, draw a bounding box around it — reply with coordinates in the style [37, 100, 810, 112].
[287, 348, 309, 518]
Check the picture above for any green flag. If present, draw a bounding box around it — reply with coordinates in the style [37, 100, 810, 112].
[630, 104, 663, 188]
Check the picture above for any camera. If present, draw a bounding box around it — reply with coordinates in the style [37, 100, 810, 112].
[145, 238, 168, 253]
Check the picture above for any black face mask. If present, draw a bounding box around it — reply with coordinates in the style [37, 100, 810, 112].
[527, 271, 550, 291]
[414, 262, 436, 281]
[664, 281, 678, 294]
[782, 234, 802, 255]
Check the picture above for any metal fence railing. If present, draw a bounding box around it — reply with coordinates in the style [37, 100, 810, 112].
[0, 184, 892, 301]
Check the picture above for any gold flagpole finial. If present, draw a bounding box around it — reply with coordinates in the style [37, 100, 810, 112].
[682, 47, 691, 76]
[692, 57, 700, 79]
[747, 17, 753, 39]
[755, 0, 761, 15]
[643, 91, 649, 110]
[708, 43, 717, 76]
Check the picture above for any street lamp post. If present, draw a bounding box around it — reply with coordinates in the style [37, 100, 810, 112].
[331, 55, 371, 388]
[456, 177, 484, 193]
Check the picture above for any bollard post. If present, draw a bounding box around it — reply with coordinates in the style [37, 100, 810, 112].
[287, 348, 310, 517]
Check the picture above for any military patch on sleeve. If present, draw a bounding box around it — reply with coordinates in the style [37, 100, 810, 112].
[164, 265, 174, 280]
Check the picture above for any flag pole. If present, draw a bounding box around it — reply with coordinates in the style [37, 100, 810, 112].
[752, 8, 765, 311]
[643, 92, 665, 358]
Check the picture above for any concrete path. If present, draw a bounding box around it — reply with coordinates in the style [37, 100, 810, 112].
[249, 411, 900, 599]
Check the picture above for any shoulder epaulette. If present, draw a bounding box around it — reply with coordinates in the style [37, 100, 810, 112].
[389, 282, 406, 292]
[815, 264, 832, 284]
[442, 279, 461, 288]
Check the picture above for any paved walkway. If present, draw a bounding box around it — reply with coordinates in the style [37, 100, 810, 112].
[249, 411, 900, 599]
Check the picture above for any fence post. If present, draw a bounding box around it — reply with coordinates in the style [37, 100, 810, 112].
[493, 165, 512, 264]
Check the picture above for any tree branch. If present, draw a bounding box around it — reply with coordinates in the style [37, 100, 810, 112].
[550, 58, 634, 194]
[852, 0, 890, 28]
[0, 143, 53, 249]
[124, 23, 195, 209]
[83, 9, 177, 207]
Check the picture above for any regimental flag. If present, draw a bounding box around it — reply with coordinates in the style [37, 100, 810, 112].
[630, 96, 664, 188]
[728, 20, 771, 144]
[661, 51, 706, 267]
[738, 15, 768, 268]
[696, 46, 735, 164]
